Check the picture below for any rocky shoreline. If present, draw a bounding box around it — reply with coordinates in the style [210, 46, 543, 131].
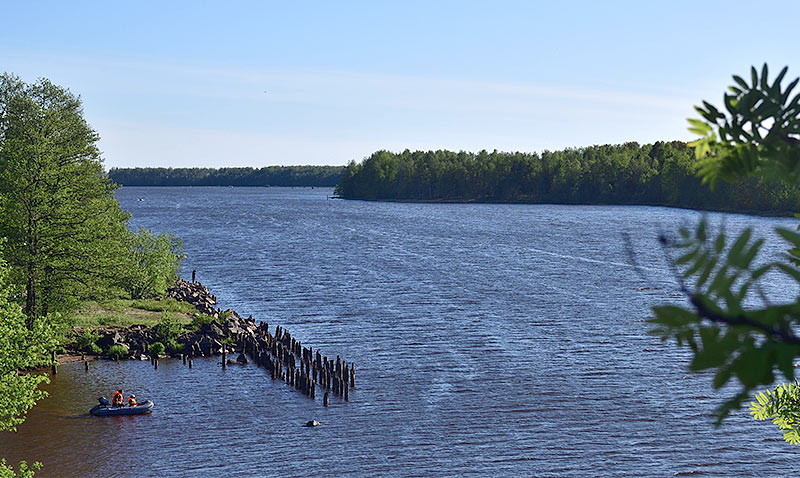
[66, 280, 253, 360]
[63, 279, 356, 404]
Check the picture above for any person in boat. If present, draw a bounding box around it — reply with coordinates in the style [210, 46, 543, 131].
[128, 394, 137, 407]
[112, 389, 124, 407]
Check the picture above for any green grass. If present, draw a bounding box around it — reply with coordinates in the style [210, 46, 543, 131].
[66, 297, 196, 327]
[130, 298, 197, 314]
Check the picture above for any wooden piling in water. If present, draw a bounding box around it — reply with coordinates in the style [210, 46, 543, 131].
[51, 350, 57, 375]
[189, 359, 193, 369]
[84, 360, 89, 372]
[323, 391, 329, 407]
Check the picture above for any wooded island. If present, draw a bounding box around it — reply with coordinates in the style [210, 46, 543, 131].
[335, 142, 800, 214]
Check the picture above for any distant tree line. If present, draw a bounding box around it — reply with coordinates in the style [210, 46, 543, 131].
[335, 142, 800, 214]
[109, 166, 345, 187]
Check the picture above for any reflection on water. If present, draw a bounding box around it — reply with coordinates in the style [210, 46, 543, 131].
[1, 187, 798, 477]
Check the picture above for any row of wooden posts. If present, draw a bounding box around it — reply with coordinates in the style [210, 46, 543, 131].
[71, 323, 356, 407]
[240, 323, 356, 405]
[180, 323, 356, 405]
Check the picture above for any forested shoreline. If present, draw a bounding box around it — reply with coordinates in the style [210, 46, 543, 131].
[0, 73, 190, 476]
[335, 142, 800, 214]
[109, 166, 345, 187]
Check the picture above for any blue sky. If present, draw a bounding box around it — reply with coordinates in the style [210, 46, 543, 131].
[1, 1, 798, 168]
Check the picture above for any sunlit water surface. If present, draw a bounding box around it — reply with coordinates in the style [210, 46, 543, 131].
[1, 187, 798, 477]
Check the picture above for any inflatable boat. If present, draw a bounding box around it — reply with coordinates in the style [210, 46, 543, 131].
[90, 397, 154, 416]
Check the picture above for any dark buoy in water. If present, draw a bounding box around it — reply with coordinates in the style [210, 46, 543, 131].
[304, 420, 321, 427]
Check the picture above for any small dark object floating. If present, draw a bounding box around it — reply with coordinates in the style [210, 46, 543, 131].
[304, 420, 321, 427]
[90, 397, 154, 416]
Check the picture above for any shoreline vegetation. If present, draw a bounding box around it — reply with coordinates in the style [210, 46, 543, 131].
[108, 165, 345, 187]
[334, 142, 800, 215]
[59, 279, 356, 405]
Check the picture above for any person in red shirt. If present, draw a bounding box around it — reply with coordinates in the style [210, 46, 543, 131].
[112, 389, 124, 407]
[128, 395, 137, 407]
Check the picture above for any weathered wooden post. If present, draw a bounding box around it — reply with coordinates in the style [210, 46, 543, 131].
[323, 391, 329, 407]
[154, 358, 159, 370]
[222, 346, 227, 370]
[192, 269, 196, 283]
[189, 359, 193, 369]
[182, 354, 187, 365]
[84, 360, 89, 372]
[350, 365, 355, 388]
[344, 384, 349, 401]
[51, 350, 57, 375]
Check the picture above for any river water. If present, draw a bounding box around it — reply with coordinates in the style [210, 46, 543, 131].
[2, 187, 798, 477]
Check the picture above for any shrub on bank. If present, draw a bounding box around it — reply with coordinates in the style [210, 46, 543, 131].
[154, 313, 182, 343]
[75, 328, 100, 353]
[148, 342, 165, 356]
[189, 314, 215, 331]
[107, 344, 129, 359]
[166, 340, 183, 355]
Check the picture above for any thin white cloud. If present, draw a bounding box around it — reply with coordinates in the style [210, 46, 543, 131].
[2, 52, 698, 167]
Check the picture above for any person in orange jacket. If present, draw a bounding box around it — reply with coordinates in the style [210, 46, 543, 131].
[112, 389, 124, 407]
[128, 394, 137, 407]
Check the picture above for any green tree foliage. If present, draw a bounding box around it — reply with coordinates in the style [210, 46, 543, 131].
[0, 242, 53, 477]
[0, 74, 130, 319]
[123, 227, 185, 299]
[108, 165, 345, 187]
[0, 459, 41, 478]
[335, 145, 800, 214]
[750, 381, 800, 444]
[0, 246, 54, 432]
[689, 64, 800, 187]
[648, 65, 800, 441]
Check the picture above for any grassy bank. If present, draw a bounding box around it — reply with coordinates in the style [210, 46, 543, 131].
[66, 297, 197, 328]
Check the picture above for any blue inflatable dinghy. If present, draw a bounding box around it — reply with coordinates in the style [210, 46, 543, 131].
[90, 397, 154, 416]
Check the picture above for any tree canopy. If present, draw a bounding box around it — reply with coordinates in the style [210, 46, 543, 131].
[0, 74, 131, 319]
[122, 227, 185, 299]
[335, 143, 800, 214]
